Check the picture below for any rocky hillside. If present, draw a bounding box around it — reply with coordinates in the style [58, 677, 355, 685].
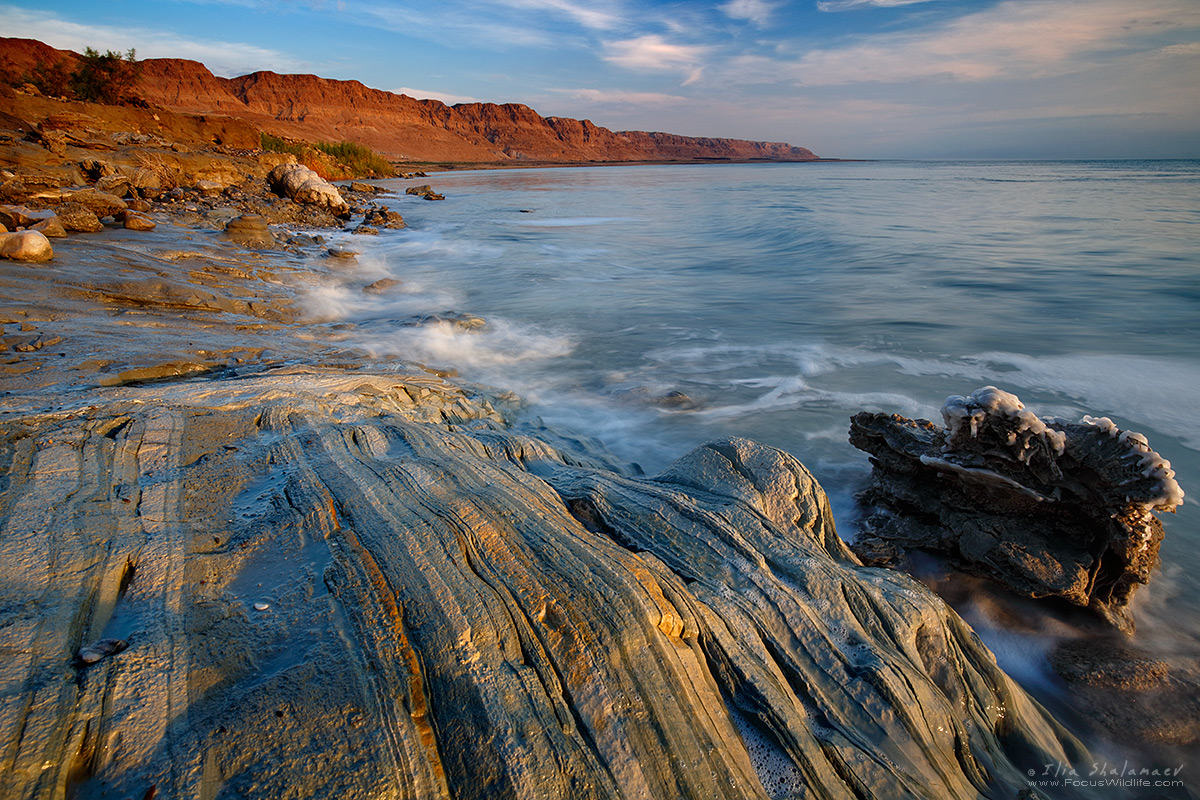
[1, 37, 819, 164]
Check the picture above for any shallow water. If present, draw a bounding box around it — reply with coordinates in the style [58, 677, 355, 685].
[312, 160, 1200, 661]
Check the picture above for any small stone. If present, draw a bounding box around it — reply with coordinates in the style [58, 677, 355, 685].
[55, 202, 104, 233]
[352, 225, 379, 236]
[76, 638, 128, 666]
[327, 246, 358, 260]
[195, 180, 223, 197]
[253, 602, 270, 611]
[0, 231, 54, 262]
[123, 213, 157, 231]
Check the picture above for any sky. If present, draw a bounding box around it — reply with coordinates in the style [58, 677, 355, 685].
[4, 0, 1199, 159]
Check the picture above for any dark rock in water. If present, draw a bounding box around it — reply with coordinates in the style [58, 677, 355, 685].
[362, 278, 401, 295]
[1051, 639, 1200, 747]
[76, 638, 128, 666]
[405, 184, 444, 201]
[351, 225, 379, 236]
[849, 386, 1184, 632]
[363, 206, 406, 229]
[401, 311, 485, 331]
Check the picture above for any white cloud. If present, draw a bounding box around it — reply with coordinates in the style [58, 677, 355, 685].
[721, 0, 776, 27]
[396, 87, 482, 105]
[0, 4, 303, 76]
[601, 35, 710, 83]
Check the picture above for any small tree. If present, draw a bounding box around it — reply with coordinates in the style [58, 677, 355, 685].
[69, 48, 141, 105]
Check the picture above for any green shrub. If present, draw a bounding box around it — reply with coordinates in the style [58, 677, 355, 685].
[315, 140, 395, 177]
[69, 48, 141, 104]
[259, 133, 306, 158]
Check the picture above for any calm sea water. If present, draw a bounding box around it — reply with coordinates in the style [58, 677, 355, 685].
[311, 160, 1200, 665]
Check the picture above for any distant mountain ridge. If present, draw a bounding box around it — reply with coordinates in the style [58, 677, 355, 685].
[0, 37, 819, 164]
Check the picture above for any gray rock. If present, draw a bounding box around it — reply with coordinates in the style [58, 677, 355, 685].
[848, 386, 1183, 632]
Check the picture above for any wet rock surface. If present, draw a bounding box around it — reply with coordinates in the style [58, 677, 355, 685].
[0, 374, 1099, 800]
[849, 386, 1183, 632]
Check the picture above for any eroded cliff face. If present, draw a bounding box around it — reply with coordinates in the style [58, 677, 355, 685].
[0, 365, 1099, 799]
[123, 53, 818, 164]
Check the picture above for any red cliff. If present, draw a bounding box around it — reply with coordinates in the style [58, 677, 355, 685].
[2, 38, 818, 164]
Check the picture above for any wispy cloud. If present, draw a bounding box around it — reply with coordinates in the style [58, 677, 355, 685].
[817, 0, 947, 11]
[494, 0, 623, 30]
[788, 0, 1200, 85]
[720, 0, 776, 27]
[361, 4, 560, 50]
[601, 35, 709, 84]
[552, 87, 690, 106]
[0, 4, 304, 76]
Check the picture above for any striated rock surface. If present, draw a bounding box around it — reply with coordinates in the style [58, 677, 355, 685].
[849, 386, 1184, 632]
[0, 372, 1097, 800]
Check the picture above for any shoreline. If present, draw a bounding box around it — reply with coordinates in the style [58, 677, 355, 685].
[1, 119, 1196, 797]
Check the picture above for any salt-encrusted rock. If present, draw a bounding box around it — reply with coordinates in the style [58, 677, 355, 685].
[0, 230, 53, 261]
[268, 163, 350, 217]
[54, 201, 104, 232]
[849, 386, 1183, 632]
[0, 373, 1095, 800]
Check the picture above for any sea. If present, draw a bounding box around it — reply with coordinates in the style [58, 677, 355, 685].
[307, 159, 1200, 709]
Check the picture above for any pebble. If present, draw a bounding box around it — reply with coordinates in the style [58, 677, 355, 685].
[253, 602, 270, 611]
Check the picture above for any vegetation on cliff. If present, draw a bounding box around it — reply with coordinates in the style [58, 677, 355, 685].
[260, 133, 394, 180]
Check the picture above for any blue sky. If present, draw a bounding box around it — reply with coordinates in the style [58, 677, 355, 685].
[5, 0, 1199, 158]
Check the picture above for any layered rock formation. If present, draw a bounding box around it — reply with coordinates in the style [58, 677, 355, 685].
[0, 371, 1098, 799]
[850, 386, 1184, 632]
[0, 37, 819, 164]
